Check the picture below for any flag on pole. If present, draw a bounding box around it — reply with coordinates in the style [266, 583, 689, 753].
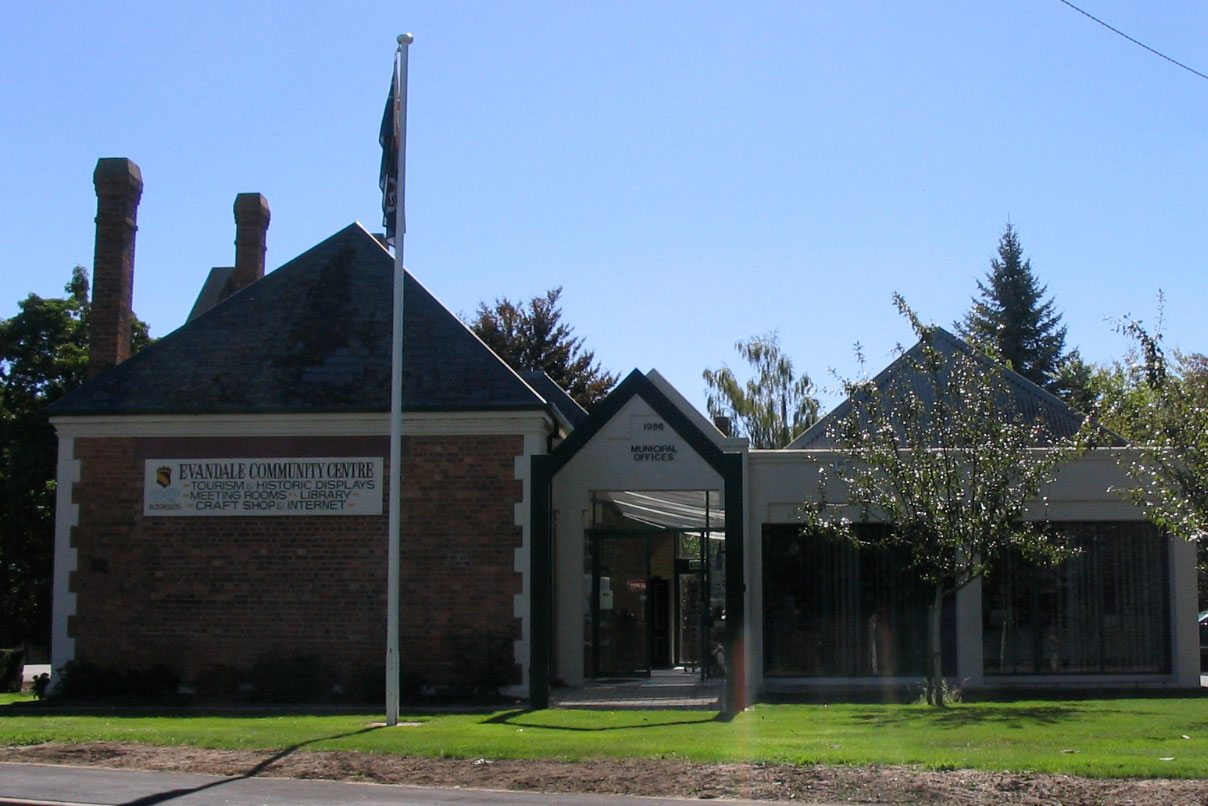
[379, 71, 402, 247]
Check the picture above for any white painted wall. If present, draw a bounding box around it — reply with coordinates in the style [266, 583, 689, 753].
[49, 437, 80, 690]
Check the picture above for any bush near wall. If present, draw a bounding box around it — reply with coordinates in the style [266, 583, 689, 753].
[0, 648, 25, 692]
[248, 653, 335, 703]
[54, 661, 179, 700]
[442, 630, 516, 695]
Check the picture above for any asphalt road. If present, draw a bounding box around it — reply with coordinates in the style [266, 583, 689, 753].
[0, 763, 819, 806]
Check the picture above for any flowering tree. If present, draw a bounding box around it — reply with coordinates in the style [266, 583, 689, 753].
[801, 296, 1088, 705]
[1094, 317, 1208, 603]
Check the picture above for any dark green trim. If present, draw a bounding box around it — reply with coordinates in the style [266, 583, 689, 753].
[722, 452, 746, 715]
[529, 454, 554, 710]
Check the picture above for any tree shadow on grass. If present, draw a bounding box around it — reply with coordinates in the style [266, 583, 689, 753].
[106, 724, 383, 805]
[844, 704, 1115, 729]
[482, 708, 724, 731]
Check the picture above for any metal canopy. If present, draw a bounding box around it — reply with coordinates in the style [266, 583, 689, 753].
[595, 490, 724, 531]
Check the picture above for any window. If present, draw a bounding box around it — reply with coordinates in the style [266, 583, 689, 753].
[982, 522, 1170, 675]
[762, 525, 941, 677]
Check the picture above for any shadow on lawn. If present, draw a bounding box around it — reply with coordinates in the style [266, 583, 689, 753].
[845, 703, 1105, 729]
[108, 724, 384, 805]
[483, 708, 725, 731]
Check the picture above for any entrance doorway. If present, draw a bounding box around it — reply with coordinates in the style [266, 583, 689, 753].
[587, 491, 725, 680]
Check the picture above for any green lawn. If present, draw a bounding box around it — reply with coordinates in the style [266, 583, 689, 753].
[1, 695, 1206, 779]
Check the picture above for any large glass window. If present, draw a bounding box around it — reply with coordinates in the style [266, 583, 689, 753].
[982, 522, 1170, 675]
[762, 525, 937, 677]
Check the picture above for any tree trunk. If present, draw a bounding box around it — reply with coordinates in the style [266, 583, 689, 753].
[926, 584, 945, 707]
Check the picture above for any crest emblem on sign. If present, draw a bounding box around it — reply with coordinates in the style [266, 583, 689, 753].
[156, 466, 172, 488]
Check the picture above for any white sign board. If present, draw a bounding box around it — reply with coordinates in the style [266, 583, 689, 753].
[143, 457, 383, 516]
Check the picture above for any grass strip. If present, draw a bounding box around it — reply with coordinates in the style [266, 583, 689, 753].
[1, 696, 1205, 779]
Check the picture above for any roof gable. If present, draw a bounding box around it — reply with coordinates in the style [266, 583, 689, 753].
[51, 224, 546, 416]
[790, 327, 1093, 449]
[545, 369, 733, 477]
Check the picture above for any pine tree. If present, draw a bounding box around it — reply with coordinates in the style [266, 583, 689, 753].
[470, 287, 617, 410]
[959, 224, 1068, 390]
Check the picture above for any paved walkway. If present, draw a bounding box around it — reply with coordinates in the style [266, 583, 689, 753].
[0, 763, 818, 806]
[551, 669, 722, 710]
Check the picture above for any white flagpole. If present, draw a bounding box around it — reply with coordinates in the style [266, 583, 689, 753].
[386, 31, 412, 728]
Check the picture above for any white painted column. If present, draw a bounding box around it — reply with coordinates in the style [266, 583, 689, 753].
[50, 436, 81, 688]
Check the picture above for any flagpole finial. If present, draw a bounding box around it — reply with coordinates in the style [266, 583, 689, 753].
[397, 33, 414, 45]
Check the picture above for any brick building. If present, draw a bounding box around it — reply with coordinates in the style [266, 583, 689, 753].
[49, 158, 573, 696]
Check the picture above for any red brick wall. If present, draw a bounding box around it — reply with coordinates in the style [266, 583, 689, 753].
[67, 432, 525, 693]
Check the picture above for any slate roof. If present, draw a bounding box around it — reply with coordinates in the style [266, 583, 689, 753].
[187, 266, 236, 322]
[789, 327, 1106, 449]
[521, 371, 588, 429]
[50, 223, 549, 416]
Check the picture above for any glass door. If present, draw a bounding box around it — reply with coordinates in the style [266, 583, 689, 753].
[591, 533, 651, 677]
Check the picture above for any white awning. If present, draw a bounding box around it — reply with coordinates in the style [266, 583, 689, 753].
[595, 490, 724, 531]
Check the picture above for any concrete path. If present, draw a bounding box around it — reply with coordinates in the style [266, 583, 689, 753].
[552, 669, 722, 710]
[0, 763, 828, 806]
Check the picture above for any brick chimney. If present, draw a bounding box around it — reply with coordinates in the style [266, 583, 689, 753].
[232, 192, 270, 291]
[89, 157, 142, 380]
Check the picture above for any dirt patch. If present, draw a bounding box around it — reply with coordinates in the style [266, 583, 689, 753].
[1, 741, 1205, 805]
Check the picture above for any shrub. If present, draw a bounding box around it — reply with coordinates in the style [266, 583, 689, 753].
[344, 665, 385, 703]
[54, 661, 179, 700]
[54, 661, 124, 699]
[193, 663, 242, 698]
[442, 631, 515, 695]
[248, 653, 333, 703]
[401, 668, 426, 701]
[0, 648, 24, 693]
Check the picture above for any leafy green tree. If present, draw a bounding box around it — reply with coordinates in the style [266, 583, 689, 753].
[802, 296, 1087, 705]
[703, 332, 819, 449]
[0, 268, 149, 647]
[470, 287, 617, 410]
[1095, 315, 1208, 542]
[1089, 312, 1208, 610]
[959, 224, 1069, 392]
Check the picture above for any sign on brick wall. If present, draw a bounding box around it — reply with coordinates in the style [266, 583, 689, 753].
[143, 457, 383, 516]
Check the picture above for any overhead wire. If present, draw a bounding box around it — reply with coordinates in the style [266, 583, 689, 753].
[1055, 0, 1208, 82]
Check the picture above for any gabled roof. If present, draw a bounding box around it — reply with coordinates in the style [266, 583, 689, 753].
[790, 327, 1100, 449]
[543, 369, 737, 477]
[50, 223, 548, 416]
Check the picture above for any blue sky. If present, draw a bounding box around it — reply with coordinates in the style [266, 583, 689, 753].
[3, 1, 1205, 412]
